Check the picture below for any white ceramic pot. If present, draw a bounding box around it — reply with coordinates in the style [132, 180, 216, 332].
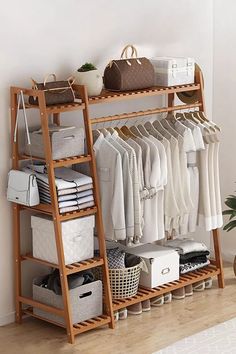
[74, 69, 103, 96]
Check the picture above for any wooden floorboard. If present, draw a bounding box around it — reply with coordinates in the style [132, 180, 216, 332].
[0, 263, 235, 354]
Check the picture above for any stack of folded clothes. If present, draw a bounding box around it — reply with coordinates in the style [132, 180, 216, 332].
[24, 164, 94, 214]
[166, 238, 210, 274]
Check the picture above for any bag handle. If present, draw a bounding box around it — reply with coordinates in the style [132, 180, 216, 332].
[120, 44, 136, 59]
[14, 91, 35, 172]
[43, 73, 57, 86]
[14, 90, 30, 145]
[120, 45, 142, 65]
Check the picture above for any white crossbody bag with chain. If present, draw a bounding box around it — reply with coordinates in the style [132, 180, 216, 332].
[7, 90, 40, 206]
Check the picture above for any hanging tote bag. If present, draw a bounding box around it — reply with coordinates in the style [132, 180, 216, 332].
[28, 74, 75, 106]
[7, 91, 40, 206]
[103, 44, 155, 91]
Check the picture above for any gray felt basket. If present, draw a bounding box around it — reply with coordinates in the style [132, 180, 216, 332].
[24, 127, 84, 160]
[33, 276, 102, 325]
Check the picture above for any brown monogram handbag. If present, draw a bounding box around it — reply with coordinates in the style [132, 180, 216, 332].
[29, 74, 75, 106]
[104, 45, 155, 91]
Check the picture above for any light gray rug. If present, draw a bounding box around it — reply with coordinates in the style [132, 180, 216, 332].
[154, 317, 236, 354]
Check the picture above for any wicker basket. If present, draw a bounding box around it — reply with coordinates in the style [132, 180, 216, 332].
[95, 262, 141, 299]
[109, 263, 141, 299]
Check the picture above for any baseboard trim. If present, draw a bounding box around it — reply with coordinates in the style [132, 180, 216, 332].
[0, 311, 15, 326]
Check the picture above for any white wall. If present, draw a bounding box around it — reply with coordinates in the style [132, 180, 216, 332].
[0, 0, 214, 325]
[213, 0, 236, 261]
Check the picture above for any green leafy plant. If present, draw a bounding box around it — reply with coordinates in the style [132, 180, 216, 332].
[223, 194, 236, 231]
[77, 63, 97, 72]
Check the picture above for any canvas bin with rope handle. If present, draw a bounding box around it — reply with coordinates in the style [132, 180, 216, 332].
[103, 44, 155, 91]
[29, 73, 75, 106]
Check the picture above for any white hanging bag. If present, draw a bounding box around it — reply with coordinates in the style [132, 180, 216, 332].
[7, 90, 40, 206]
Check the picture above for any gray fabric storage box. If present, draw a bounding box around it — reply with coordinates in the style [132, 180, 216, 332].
[24, 127, 84, 160]
[33, 276, 103, 325]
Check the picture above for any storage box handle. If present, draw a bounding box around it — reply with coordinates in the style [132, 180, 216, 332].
[79, 291, 92, 299]
[161, 267, 170, 275]
[63, 135, 75, 140]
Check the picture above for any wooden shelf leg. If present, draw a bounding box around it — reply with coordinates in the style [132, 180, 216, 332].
[11, 88, 22, 324]
[79, 85, 115, 330]
[212, 228, 225, 288]
[38, 92, 75, 344]
[13, 204, 22, 324]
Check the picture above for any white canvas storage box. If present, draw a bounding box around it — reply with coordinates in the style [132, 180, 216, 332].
[125, 244, 179, 288]
[33, 277, 102, 325]
[31, 215, 95, 265]
[24, 126, 85, 160]
[150, 57, 195, 87]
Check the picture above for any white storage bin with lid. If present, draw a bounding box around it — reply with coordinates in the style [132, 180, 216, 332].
[33, 276, 102, 325]
[150, 57, 195, 87]
[31, 214, 95, 265]
[123, 244, 179, 288]
[24, 125, 85, 160]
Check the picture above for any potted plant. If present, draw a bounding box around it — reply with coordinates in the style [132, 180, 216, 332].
[223, 193, 236, 275]
[74, 63, 103, 96]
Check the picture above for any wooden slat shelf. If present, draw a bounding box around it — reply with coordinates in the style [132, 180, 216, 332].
[24, 101, 85, 113]
[73, 83, 201, 105]
[112, 265, 220, 311]
[23, 307, 111, 335]
[19, 296, 64, 317]
[73, 315, 111, 335]
[23, 307, 66, 328]
[21, 254, 104, 275]
[90, 103, 202, 125]
[21, 204, 97, 220]
[20, 154, 92, 167]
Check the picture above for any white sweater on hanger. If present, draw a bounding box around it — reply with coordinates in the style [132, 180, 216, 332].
[93, 133, 126, 240]
[161, 138, 180, 232]
[112, 131, 143, 239]
[104, 132, 134, 241]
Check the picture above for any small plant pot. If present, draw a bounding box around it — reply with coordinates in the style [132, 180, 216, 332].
[74, 69, 103, 96]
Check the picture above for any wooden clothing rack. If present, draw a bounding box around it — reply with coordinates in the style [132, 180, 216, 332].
[10, 69, 224, 344]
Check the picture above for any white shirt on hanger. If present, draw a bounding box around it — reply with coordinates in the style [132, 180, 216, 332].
[112, 131, 143, 240]
[93, 132, 126, 240]
[104, 131, 135, 242]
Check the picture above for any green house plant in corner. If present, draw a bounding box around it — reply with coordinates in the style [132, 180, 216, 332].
[223, 193, 236, 275]
[74, 62, 103, 97]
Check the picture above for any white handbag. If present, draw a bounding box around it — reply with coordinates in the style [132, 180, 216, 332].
[7, 90, 40, 206]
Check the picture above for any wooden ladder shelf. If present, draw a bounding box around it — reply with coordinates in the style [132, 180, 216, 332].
[10, 85, 115, 344]
[10, 69, 224, 344]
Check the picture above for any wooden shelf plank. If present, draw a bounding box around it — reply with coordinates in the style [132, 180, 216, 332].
[59, 206, 97, 221]
[73, 315, 111, 335]
[19, 154, 92, 167]
[19, 296, 64, 317]
[24, 101, 85, 113]
[23, 307, 66, 328]
[21, 254, 104, 275]
[21, 204, 97, 220]
[75, 83, 201, 105]
[112, 265, 220, 311]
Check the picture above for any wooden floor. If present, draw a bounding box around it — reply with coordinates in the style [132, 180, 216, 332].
[1, 263, 235, 354]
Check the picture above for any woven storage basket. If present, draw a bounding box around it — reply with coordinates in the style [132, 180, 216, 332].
[95, 262, 141, 299]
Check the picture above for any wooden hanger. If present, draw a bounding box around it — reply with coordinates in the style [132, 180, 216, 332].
[166, 113, 186, 135]
[161, 119, 180, 139]
[198, 111, 221, 132]
[114, 127, 128, 140]
[153, 120, 172, 140]
[137, 124, 149, 138]
[144, 121, 164, 141]
[130, 125, 143, 138]
[120, 125, 137, 138]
